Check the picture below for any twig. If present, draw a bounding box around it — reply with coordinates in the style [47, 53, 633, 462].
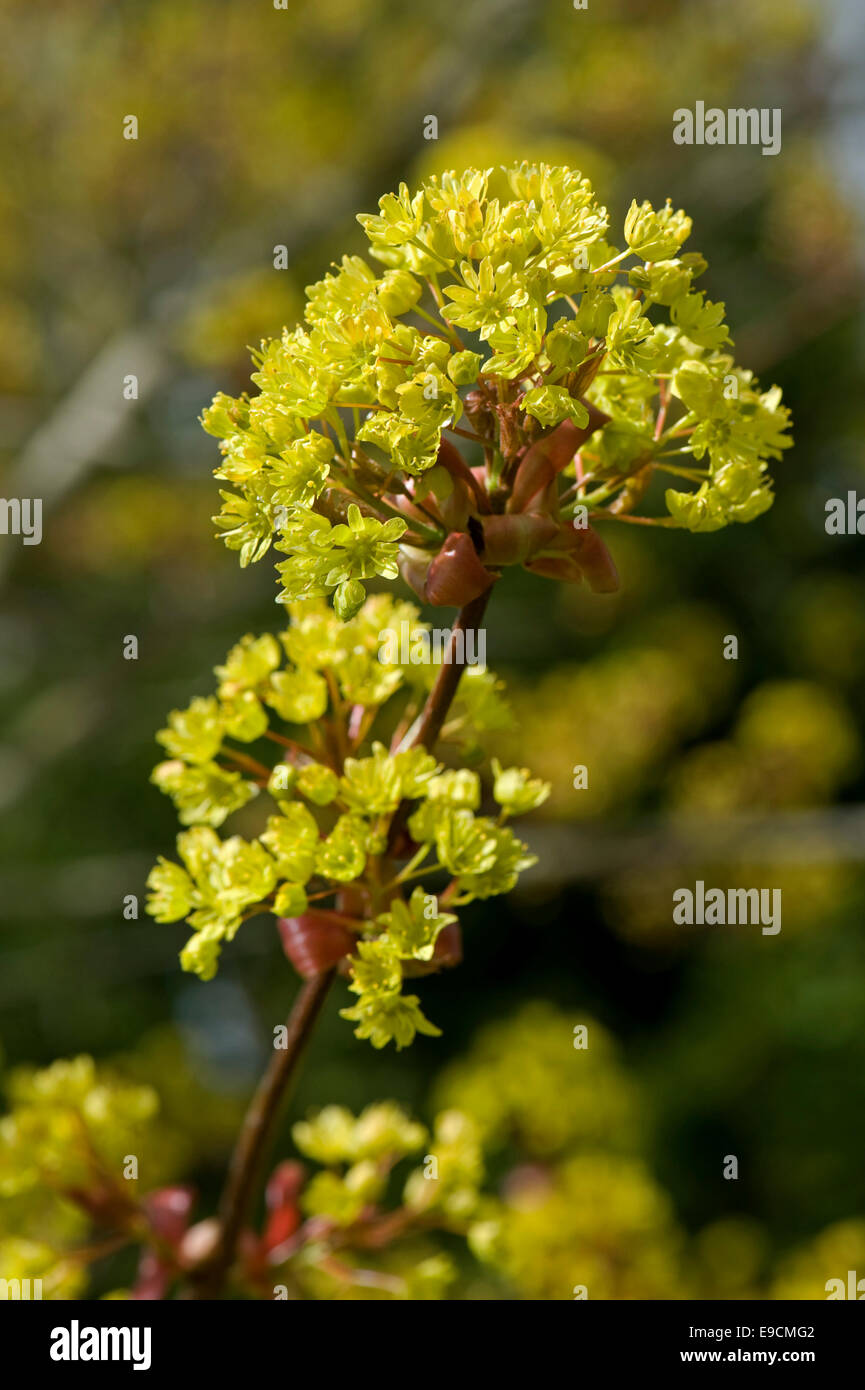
[189, 969, 335, 1298]
[188, 589, 492, 1297]
[405, 589, 492, 752]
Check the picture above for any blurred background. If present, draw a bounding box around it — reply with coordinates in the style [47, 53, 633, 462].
[2, 0, 865, 1297]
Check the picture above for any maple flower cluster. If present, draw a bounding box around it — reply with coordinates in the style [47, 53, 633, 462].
[202, 163, 791, 618]
[145, 165, 793, 1052]
[0, 1054, 486, 1300]
[146, 595, 548, 1049]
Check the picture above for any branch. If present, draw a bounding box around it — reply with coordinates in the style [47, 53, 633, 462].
[189, 589, 492, 1297]
[188, 968, 334, 1299]
[404, 588, 493, 752]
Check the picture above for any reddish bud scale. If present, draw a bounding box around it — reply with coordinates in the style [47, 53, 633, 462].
[524, 524, 619, 592]
[131, 1249, 171, 1301]
[261, 1162, 305, 1253]
[567, 525, 620, 593]
[479, 513, 559, 566]
[143, 1186, 195, 1246]
[507, 406, 610, 515]
[524, 552, 584, 584]
[436, 478, 473, 532]
[400, 921, 463, 977]
[398, 548, 432, 602]
[266, 1160, 305, 1211]
[424, 531, 496, 606]
[262, 1204, 301, 1253]
[393, 491, 440, 532]
[437, 437, 489, 512]
[277, 911, 357, 978]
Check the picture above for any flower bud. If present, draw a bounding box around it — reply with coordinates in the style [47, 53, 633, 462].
[446, 350, 482, 386]
[376, 268, 423, 315]
[334, 578, 365, 621]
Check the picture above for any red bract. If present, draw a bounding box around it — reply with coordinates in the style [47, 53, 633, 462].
[130, 1186, 197, 1299]
[401, 920, 463, 977]
[277, 911, 357, 978]
[131, 1249, 171, 1301]
[143, 1185, 195, 1246]
[566, 524, 620, 593]
[262, 1161, 305, 1252]
[423, 531, 497, 606]
[507, 408, 609, 514]
[479, 513, 560, 566]
[393, 405, 620, 606]
[436, 437, 490, 513]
